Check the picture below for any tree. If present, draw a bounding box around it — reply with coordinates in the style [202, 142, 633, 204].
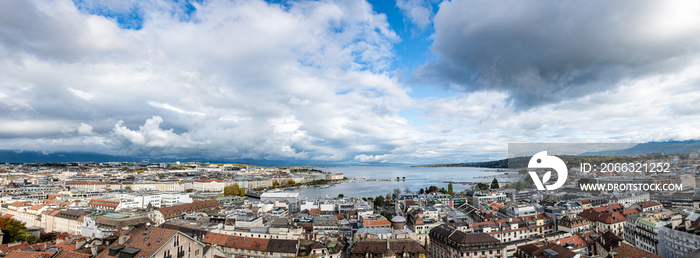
[439, 188, 447, 194]
[491, 178, 500, 189]
[385, 193, 392, 205]
[393, 188, 401, 198]
[272, 181, 279, 187]
[404, 187, 411, 194]
[447, 182, 454, 195]
[427, 186, 439, 193]
[402, 176, 406, 181]
[239, 188, 245, 197]
[124, 186, 132, 190]
[0, 217, 34, 244]
[338, 194, 344, 198]
[381, 211, 393, 221]
[397, 177, 400, 181]
[224, 183, 242, 196]
[185, 189, 194, 193]
[477, 183, 489, 190]
[515, 181, 525, 191]
[374, 195, 385, 207]
[418, 188, 424, 194]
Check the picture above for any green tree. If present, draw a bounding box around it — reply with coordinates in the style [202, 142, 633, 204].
[397, 177, 400, 181]
[374, 195, 385, 207]
[418, 188, 424, 194]
[338, 194, 344, 198]
[427, 185, 439, 193]
[381, 211, 393, 221]
[447, 182, 454, 195]
[0, 217, 34, 244]
[185, 189, 194, 193]
[224, 183, 242, 196]
[477, 183, 489, 190]
[491, 179, 499, 189]
[402, 176, 406, 181]
[515, 181, 525, 190]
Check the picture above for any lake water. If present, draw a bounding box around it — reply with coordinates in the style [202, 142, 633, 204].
[279, 166, 505, 199]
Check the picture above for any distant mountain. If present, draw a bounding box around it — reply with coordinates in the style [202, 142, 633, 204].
[579, 140, 700, 156]
[0, 150, 337, 166]
[0, 150, 138, 163]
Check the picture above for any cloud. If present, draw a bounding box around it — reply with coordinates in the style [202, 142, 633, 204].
[412, 0, 700, 108]
[78, 123, 94, 135]
[396, 0, 434, 30]
[0, 0, 413, 162]
[2, 0, 700, 165]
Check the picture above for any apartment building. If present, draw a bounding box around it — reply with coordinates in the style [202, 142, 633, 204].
[430, 224, 505, 258]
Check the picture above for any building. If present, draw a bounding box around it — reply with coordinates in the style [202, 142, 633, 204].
[499, 205, 536, 219]
[88, 199, 122, 211]
[653, 191, 696, 209]
[577, 204, 627, 237]
[514, 242, 577, 258]
[624, 213, 669, 255]
[96, 226, 206, 258]
[430, 224, 505, 258]
[65, 181, 107, 191]
[150, 200, 220, 224]
[472, 218, 530, 243]
[41, 209, 91, 236]
[203, 232, 298, 258]
[260, 192, 300, 203]
[466, 191, 507, 209]
[557, 216, 590, 234]
[658, 218, 700, 258]
[81, 213, 152, 238]
[349, 239, 428, 258]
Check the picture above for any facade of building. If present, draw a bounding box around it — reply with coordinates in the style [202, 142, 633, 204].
[96, 226, 205, 258]
[430, 224, 505, 258]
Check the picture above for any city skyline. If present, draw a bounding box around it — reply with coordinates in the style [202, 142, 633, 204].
[2, 0, 700, 165]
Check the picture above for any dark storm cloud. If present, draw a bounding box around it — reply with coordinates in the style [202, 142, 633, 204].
[412, 0, 700, 108]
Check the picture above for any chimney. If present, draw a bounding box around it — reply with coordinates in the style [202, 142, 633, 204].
[118, 235, 131, 245]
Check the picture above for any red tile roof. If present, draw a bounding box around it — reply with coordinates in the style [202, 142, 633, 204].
[8, 201, 32, 207]
[611, 242, 662, 258]
[223, 235, 269, 251]
[95, 227, 179, 258]
[202, 232, 231, 246]
[554, 235, 587, 248]
[156, 200, 220, 219]
[623, 208, 641, 215]
[0, 242, 34, 254]
[3, 251, 52, 258]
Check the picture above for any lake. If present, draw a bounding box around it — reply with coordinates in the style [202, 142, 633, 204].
[279, 166, 505, 199]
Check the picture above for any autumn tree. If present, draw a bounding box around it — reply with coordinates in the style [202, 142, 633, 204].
[0, 217, 35, 244]
[447, 182, 454, 195]
[224, 183, 242, 196]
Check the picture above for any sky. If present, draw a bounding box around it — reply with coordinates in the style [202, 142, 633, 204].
[1, 0, 700, 165]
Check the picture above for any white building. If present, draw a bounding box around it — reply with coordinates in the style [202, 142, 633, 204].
[260, 192, 300, 203]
